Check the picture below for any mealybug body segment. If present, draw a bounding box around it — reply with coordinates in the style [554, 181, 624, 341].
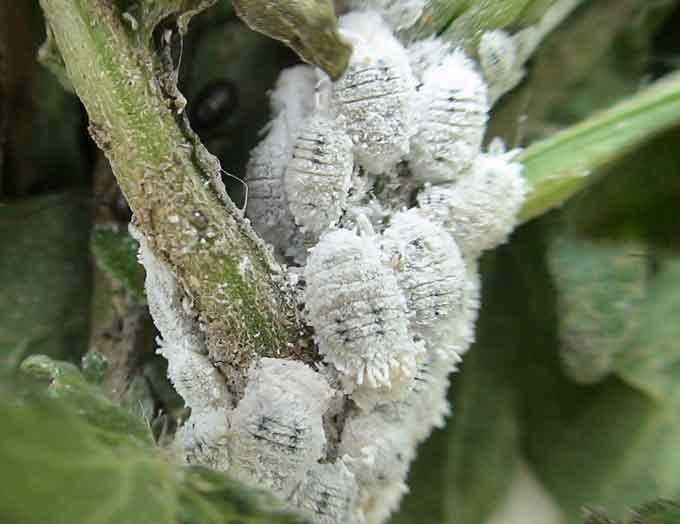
[246, 66, 317, 254]
[478, 30, 524, 104]
[409, 51, 489, 183]
[333, 11, 416, 174]
[407, 37, 452, 81]
[174, 409, 230, 471]
[340, 410, 413, 524]
[285, 114, 354, 236]
[418, 141, 527, 259]
[292, 462, 362, 524]
[227, 358, 334, 497]
[162, 346, 232, 415]
[304, 227, 421, 391]
[386, 352, 457, 444]
[381, 208, 467, 360]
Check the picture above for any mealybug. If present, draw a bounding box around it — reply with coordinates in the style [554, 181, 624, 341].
[246, 65, 318, 255]
[418, 139, 527, 259]
[304, 226, 422, 392]
[284, 113, 354, 236]
[333, 11, 416, 174]
[345, 0, 425, 31]
[381, 208, 467, 361]
[340, 409, 413, 524]
[388, 353, 455, 444]
[174, 409, 230, 471]
[292, 462, 361, 524]
[227, 358, 334, 497]
[409, 50, 489, 183]
[478, 30, 524, 104]
[407, 37, 452, 81]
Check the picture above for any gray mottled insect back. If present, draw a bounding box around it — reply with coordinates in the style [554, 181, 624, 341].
[333, 11, 416, 174]
[305, 227, 422, 392]
[227, 358, 335, 498]
[285, 113, 354, 236]
[418, 141, 527, 259]
[246, 65, 318, 256]
[409, 50, 489, 183]
[292, 462, 362, 524]
[340, 409, 414, 524]
[381, 208, 468, 360]
[174, 409, 231, 471]
[478, 29, 525, 105]
[393, 353, 454, 442]
[407, 37, 452, 81]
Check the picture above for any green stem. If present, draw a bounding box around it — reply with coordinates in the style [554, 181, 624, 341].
[519, 71, 680, 223]
[39, 0, 306, 392]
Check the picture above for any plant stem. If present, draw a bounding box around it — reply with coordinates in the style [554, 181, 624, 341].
[519, 71, 680, 223]
[39, 0, 307, 393]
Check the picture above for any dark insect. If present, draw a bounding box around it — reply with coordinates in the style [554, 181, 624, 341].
[190, 80, 239, 130]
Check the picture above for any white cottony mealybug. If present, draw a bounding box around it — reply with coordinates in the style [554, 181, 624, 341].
[246, 65, 317, 254]
[227, 358, 334, 498]
[397, 354, 453, 442]
[340, 409, 414, 524]
[478, 29, 524, 104]
[352, 349, 455, 442]
[408, 37, 453, 81]
[174, 409, 230, 471]
[292, 462, 362, 524]
[455, 261, 482, 356]
[409, 50, 489, 183]
[304, 225, 422, 392]
[333, 11, 416, 174]
[345, 0, 425, 31]
[381, 208, 467, 360]
[417, 139, 528, 260]
[284, 113, 354, 236]
[162, 346, 232, 415]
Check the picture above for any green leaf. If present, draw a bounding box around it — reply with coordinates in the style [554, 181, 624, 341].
[406, 0, 563, 44]
[231, 0, 352, 80]
[625, 500, 680, 524]
[21, 354, 153, 445]
[0, 369, 309, 524]
[403, 0, 469, 40]
[0, 192, 92, 368]
[585, 500, 680, 524]
[115, 0, 218, 44]
[81, 351, 110, 384]
[519, 71, 680, 223]
[525, 375, 680, 523]
[472, 221, 680, 524]
[91, 226, 145, 301]
[443, 0, 534, 49]
[616, 258, 680, 400]
[563, 127, 680, 247]
[547, 235, 648, 384]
